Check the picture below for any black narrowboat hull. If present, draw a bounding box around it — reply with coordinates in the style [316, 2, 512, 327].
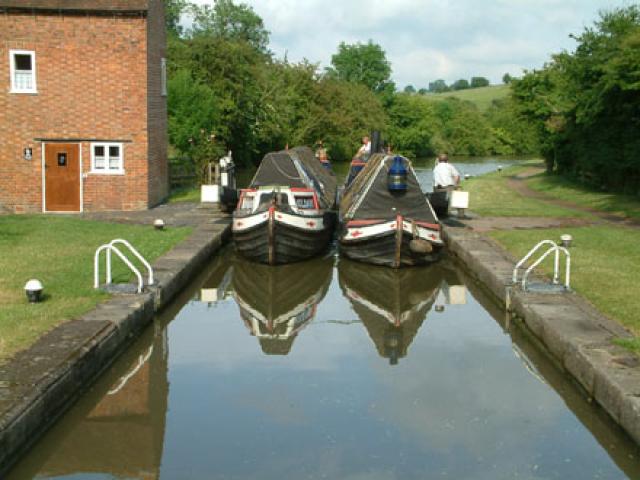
[233, 208, 335, 265]
[339, 217, 443, 268]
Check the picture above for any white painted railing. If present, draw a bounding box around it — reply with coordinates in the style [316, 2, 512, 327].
[512, 240, 571, 291]
[94, 239, 154, 294]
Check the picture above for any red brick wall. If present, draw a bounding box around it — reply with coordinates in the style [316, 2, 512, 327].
[0, 9, 166, 212]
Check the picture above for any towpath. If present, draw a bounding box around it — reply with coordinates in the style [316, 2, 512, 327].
[463, 166, 640, 232]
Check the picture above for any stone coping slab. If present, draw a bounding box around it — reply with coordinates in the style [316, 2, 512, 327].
[0, 217, 231, 476]
[443, 224, 640, 445]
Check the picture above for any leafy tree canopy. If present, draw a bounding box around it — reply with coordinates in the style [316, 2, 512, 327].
[166, 0, 188, 37]
[470, 76, 490, 88]
[189, 0, 270, 54]
[428, 79, 449, 93]
[326, 40, 394, 94]
[451, 78, 470, 90]
[512, 5, 640, 191]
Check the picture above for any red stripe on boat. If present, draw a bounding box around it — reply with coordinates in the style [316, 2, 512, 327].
[413, 221, 440, 230]
[346, 219, 384, 227]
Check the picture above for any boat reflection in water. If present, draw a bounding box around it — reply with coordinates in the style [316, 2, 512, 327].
[12, 323, 169, 480]
[232, 255, 333, 355]
[339, 259, 464, 365]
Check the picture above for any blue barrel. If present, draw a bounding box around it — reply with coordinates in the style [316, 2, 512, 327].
[388, 156, 407, 192]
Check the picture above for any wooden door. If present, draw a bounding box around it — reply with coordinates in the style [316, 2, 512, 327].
[44, 143, 80, 212]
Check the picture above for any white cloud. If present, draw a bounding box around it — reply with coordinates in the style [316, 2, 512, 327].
[189, 0, 624, 87]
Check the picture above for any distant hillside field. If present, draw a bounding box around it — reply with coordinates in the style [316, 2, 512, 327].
[427, 84, 510, 111]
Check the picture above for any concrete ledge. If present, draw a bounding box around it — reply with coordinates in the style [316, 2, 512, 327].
[0, 219, 231, 476]
[443, 223, 640, 445]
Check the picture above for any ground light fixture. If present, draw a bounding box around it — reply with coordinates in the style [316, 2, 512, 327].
[24, 279, 43, 303]
[560, 234, 573, 248]
[154, 219, 165, 230]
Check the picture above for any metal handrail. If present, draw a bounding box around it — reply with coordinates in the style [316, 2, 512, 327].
[512, 240, 571, 292]
[108, 239, 154, 286]
[512, 240, 558, 284]
[94, 239, 153, 294]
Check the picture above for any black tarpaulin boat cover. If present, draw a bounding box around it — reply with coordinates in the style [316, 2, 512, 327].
[340, 153, 438, 222]
[250, 146, 337, 209]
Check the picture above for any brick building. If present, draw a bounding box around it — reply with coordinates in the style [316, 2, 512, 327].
[0, 0, 168, 213]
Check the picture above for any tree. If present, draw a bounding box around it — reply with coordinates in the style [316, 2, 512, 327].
[313, 78, 388, 160]
[428, 79, 449, 93]
[512, 5, 640, 187]
[166, 0, 188, 37]
[418, 87, 428, 95]
[404, 85, 416, 94]
[167, 69, 226, 181]
[189, 0, 270, 54]
[502, 73, 513, 84]
[326, 40, 394, 94]
[451, 79, 470, 90]
[387, 93, 438, 158]
[169, 33, 265, 166]
[470, 76, 490, 88]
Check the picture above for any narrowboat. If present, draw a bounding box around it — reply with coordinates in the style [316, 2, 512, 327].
[339, 153, 444, 268]
[233, 147, 337, 265]
[233, 256, 332, 355]
[338, 259, 442, 365]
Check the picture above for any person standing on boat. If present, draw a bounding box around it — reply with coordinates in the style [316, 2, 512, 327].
[433, 153, 460, 191]
[315, 140, 331, 169]
[356, 135, 371, 159]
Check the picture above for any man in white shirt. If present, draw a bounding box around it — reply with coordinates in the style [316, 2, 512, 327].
[356, 136, 371, 158]
[433, 153, 460, 190]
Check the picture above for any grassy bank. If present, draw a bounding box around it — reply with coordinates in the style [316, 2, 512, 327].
[429, 84, 509, 111]
[491, 226, 640, 340]
[525, 173, 640, 221]
[0, 216, 191, 362]
[463, 166, 592, 218]
[465, 163, 640, 351]
[168, 185, 200, 203]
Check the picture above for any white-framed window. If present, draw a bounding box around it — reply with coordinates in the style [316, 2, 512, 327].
[161, 58, 167, 96]
[9, 50, 37, 94]
[90, 143, 124, 174]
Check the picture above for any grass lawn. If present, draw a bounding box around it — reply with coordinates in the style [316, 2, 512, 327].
[490, 226, 640, 349]
[168, 185, 200, 203]
[464, 166, 592, 218]
[525, 173, 640, 221]
[0, 215, 191, 363]
[429, 84, 510, 111]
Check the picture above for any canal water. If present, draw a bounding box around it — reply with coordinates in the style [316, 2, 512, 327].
[8, 251, 640, 479]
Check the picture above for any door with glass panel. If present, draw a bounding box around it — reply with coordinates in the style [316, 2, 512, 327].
[44, 143, 80, 212]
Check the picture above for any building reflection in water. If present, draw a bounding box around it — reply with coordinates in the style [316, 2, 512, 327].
[338, 259, 466, 365]
[30, 323, 169, 480]
[232, 256, 333, 355]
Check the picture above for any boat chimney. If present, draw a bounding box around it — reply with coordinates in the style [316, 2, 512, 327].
[371, 130, 383, 154]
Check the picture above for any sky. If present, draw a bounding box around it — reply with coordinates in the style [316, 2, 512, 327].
[189, 0, 632, 88]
